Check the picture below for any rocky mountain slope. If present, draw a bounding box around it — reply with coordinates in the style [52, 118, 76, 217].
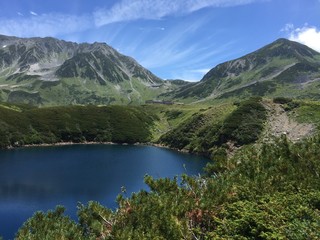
[0, 35, 179, 105]
[166, 38, 320, 101]
[1, 36, 319, 106]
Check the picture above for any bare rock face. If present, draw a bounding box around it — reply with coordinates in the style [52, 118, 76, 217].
[0, 35, 161, 84]
[262, 101, 314, 142]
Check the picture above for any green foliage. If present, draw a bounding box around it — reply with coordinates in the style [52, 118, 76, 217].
[209, 192, 320, 239]
[205, 135, 320, 196]
[218, 81, 277, 99]
[293, 101, 320, 128]
[160, 98, 267, 153]
[77, 201, 114, 239]
[16, 206, 84, 240]
[260, 66, 278, 77]
[220, 97, 267, 145]
[159, 113, 208, 150]
[273, 97, 301, 112]
[0, 104, 155, 148]
[164, 109, 183, 120]
[273, 97, 292, 104]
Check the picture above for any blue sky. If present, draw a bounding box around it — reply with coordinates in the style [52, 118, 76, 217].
[0, 0, 319, 81]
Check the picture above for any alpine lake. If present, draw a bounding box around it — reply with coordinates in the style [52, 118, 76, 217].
[0, 144, 209, 239]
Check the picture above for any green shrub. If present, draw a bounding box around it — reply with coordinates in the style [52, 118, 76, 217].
[0, 104, 156, 148]
[160, 98, 267, 153]
[165, 110, 183, 120]
[220, 97, 267, 145]
[16, 206, 84, 240]
[273, 97, 292, 104]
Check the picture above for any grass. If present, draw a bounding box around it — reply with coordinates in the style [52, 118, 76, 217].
[292, 100, 320, 128]
[143, 103, 214, 141]
[0, 103, 23, 112]
[0, 73, 180, 106]
[158, 101, 237, 153]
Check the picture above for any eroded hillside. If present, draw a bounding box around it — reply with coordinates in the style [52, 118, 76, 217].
[262, 100, 314, 142]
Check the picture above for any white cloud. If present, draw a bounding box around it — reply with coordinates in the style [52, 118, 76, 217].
[285, 24, 320, 53]
[0, 0, 264, 40]
[0, 13, 92, 38]
[281, 23, 294, 32]
[94, 0, 263, 26]
[30, 11, 38, 16]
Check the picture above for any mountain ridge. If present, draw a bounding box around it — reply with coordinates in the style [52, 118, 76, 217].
[165, 38, 320, 101]
[0, 34, 174, 105]
[1, 36, 320, 105]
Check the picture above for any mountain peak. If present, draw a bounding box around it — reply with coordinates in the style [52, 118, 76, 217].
[259, 38, 319, 59]
[167, 38, 320, 101]
[273, 38, 291, 43]
[0, 34, 170, 105]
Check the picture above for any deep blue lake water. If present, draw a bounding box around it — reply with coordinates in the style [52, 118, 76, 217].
[0, 144, 209, 239]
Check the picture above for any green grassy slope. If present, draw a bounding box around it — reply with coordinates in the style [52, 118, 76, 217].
[0, 104, 156, 148]
[0, 76, 182, 106]
[159, 97, 267, 157]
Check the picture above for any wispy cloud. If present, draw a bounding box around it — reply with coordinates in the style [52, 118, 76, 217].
[137, 18, 207, 68]
[163, 41, 236, 81]
[283, 24, 320, 52]
[30, 11, 38, 16]
[94, 0, 264, 26]
[0, 13, 92, 38]
[0, 0, 263, 40]
[281, 23, 294, 32]
[104, 10, 238, 81]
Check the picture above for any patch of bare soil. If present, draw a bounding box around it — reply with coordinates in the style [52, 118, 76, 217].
[262, 101, 314, 142]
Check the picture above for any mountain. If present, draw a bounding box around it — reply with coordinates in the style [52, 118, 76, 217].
[0, 35, 177, 105]
[165, 38, 320, 101]
[1, 36, 319, 106]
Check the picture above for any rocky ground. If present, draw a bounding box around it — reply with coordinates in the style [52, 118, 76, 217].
[263, 101, 314, 142]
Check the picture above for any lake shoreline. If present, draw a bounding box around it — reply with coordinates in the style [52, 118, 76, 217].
[5, 141, 194, 155]
[5, 140, 211, 159]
